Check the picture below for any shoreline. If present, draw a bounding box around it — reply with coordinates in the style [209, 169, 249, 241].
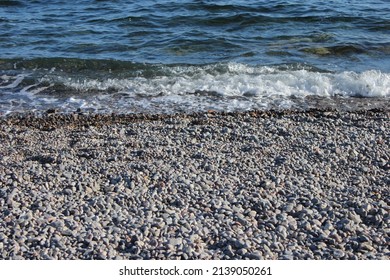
[2, 107, 389, 128]
[0, 109, 389, 260]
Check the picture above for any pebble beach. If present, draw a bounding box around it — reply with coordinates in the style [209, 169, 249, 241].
[0, 109, 389, 260]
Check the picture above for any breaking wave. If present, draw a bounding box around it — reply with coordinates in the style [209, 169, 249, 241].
[0, 61, 389, 115]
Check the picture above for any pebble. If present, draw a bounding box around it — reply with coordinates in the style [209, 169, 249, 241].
[169, 238, 182, 246]
[233, 239, 247, 249]
[247, 251, 263, 260]
[284, 203, 294, 213]
[333, 249, 346, 258]
[0, 110, 388, 260]
[248, 210, 257, 218]
[360, 242, 375, 252]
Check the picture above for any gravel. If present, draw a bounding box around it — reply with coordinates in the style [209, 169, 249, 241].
[0, 109, 389, 260]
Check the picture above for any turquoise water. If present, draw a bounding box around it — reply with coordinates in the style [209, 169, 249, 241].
[0, 0, 389, 114]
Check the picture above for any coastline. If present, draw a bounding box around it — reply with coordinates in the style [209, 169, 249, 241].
[0, 109, 389, 260]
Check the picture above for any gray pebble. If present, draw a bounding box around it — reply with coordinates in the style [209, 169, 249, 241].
[0, 110, 388, 261]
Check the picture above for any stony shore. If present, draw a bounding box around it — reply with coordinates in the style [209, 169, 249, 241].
[0, 109, 389, 260]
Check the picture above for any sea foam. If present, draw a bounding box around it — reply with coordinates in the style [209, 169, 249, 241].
[1, 63, 389, 115]
[58, 63, 390, 98]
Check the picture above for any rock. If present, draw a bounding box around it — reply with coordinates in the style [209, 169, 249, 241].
[233, 239, 247, 249]
[247, 251, 263, 260]
[333, 249, 345, 258]
[0, 110, 388, 260]
[248, 210, 257, 218]
[284, 203, 294, 213]
[348, 212, 362, 224]
[276, 225, 288, 239]
[224, 245, 234, 257]
[360, 242, 375, 252]
[169, 238, 182, 246]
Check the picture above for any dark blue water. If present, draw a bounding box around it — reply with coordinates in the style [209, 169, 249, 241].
[0, 0, 389, 114]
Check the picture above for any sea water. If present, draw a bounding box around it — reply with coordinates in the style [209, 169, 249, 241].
[0, 0, 389, 115]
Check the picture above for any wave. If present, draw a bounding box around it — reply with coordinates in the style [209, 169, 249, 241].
[40, 62, 390, 98]
[0, 61, 389, 115]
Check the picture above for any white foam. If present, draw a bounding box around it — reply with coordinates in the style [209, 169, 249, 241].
[0, 74, 26, 89]
[1, 63, 389, 114]
[56, 64, 390, 99]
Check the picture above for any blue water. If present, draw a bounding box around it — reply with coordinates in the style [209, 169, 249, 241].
[0, 0, 389, 114]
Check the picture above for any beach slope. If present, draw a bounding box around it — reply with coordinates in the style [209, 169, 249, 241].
[0, 109, 389, 259]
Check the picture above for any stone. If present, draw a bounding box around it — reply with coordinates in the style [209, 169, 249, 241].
[169, 238, 182, 246]
[333, 249, 345, 258]
[0, 110, 388, 261]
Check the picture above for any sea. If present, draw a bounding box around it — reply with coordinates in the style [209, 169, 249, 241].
[0, 0, 389, 115]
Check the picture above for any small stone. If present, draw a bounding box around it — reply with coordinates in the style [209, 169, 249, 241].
[282, 252, 294, 260]
[357, 235, 370, 243]
[165, 217, 173, 225]
[235, 214, 248, 226]
[287, 216, 298, 231]
[11, 242, 20, 255]
[276, 225, 288, 238]
[149, 239, 158, 247]
[303, 221, 312, 231]
[330, 233, 343, 243]
[360, 242, 375, 252]
[295, 204, 303, 212]
[61, 229, 74, 236]
[247, 251, 262, 260]
[260, 180, 272, 188]
[284, 203, 294, 213]
[180, 246, 191, 256]
[233, 239, 247, 249]
[63, 188, 73, 195]
[322, 220, 334, 231]
[348, 212, 362, 224]
[359, 203, 372, 214]
[51, 220, 64, 229]
[344, 222, 356, 232]
[237, 248, 247, 255]
[333, 249, 345, 258]
[85, 187, 93, 195]
[189, 235, 199, 243]
[46, 216, 56, 223]
[248, 210, 257, 218]
[225, 245, 234, 257]
[169, 238, 182, 246]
